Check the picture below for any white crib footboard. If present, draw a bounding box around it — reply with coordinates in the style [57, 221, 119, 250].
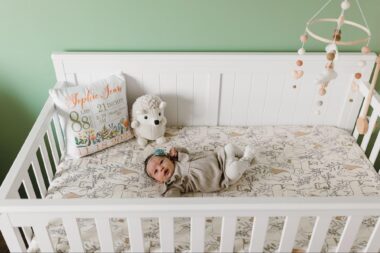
[1, 198, 380, 253]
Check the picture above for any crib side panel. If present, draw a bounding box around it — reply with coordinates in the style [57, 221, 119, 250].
[354, 80, 380, 166]
[52, 52, 377, 130]
[0, 98, 64, 200]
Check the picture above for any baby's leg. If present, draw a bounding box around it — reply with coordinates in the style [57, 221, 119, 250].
[225, 145, 255, 185]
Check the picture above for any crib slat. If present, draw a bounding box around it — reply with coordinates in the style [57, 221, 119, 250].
[249, 215, 269, 253]
[39, 141, 54, 183]
[369, 132, 380, 164]
[159, 217, 174, 253]
[278, 215, 300, 252]
[31, 156, 47, 197]
[96, 218, 115, 252]
[190, 216, 205, 252]
[0, 214, 27, 252]
[21, 227, 33, 245]
[127, 217, 144, 253]
[23, 175, 36, 199]
[47, 124, 60, 166]
[335, 216, 363, 253]
[361, 109, 379, 150]
[33, 224, 54, 252]
[62, 218, 85, 253]
[15, 191, 34, 243]
[364, 217, 380, 252]
[307, 215, 332, 252]
[53, 113, 65, 155]
[220, 216, 237, 253]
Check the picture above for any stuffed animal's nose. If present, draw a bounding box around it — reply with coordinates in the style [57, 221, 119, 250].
[154, 120, 159, 125]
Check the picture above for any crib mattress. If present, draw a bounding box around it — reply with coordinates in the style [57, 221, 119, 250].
[33, 126, 380, 252]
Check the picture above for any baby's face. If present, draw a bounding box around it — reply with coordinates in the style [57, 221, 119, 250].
[146, 156, 175, 183]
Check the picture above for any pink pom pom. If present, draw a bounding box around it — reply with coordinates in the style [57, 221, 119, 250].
[361, 46, 371, 54]
[300, 34, 308, 43]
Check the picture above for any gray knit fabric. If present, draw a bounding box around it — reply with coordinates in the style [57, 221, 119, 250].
[162, 147, 228, 197]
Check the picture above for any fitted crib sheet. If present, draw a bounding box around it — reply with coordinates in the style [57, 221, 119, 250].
[31, 126, 380, 252]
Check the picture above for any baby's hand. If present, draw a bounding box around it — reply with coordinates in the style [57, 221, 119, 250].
[169, 148, 178, 158]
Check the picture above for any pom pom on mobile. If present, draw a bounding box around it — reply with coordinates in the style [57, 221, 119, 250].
[293, 0, 378, 135]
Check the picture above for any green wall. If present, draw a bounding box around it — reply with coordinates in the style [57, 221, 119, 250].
[1, 0, 380, 183]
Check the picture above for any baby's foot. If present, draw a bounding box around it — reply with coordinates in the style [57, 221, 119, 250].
[224, 143, 244, 158]
[242, 145, 255, 162]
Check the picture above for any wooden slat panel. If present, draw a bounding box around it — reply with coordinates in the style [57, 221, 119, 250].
[220, 216, 237, 253]
[293, 74, 316, 125]
[127, 217, 144, 253]
[364, 217, 380, 253]
[177, 73, 194, 126]
[277, 75, 299, 125]
[141, 72, 160, 95]
[159, 73, 178, 126]
[53, 113, 65, 156]
[207, 73, 221, 126]
[230, 73, 252, 126]
[96, 218, 115, 252]
[62, 218, 85, 253]
[369, 131, 380, 164]
[31, 156, 47, 197]
[64, 73, 77, 84]
[193, 73, 209, 125]
[262, 73, 286, 125]
[47, 124, 59, 167]
[0, 214, 27, 252]
[278, 216, 300, 252]
[23, 175, 36, 199]
[159, 217, 174, 253]
[22, 227, 33, 245]
[246, 74, 268, 125]
[219, 73, 235, 125]
[335, 216, 363, 253]
[249, 215, 269, 253]
[33, 224, 54, 252]
[75, 73, 92, 85]
[125, 72, 144, 113]
[361, 110, 379, 150]
[307, 215, 332, 252]
[190, 216, 205, 252]
[39, 140, 54, 183]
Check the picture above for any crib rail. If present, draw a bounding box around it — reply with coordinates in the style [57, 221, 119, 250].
[0, 90, 65, 201]
[1, 197, 380, 253]
[354, 80, 380, 165]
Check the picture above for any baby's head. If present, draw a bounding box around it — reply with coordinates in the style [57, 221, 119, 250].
[144, 149, 175, 183]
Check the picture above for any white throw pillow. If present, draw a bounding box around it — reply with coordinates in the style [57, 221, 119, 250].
[49, 75, 133, 158]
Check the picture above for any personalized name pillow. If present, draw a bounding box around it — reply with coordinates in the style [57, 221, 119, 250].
[49, 75, 133, 158]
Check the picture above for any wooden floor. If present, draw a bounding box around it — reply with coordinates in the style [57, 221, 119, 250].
[0, 232, 10, 253]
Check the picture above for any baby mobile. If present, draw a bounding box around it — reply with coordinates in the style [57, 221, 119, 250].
[294, 0, 378, 134]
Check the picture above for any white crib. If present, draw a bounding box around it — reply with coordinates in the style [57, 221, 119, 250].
[1, 52, 380, 253]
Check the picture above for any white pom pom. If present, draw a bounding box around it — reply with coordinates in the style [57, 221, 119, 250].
[298, 48, 305, 55]
[341, 0, 350, 10]
[315, 69, 338, 85]
[358, 60, 366, 67]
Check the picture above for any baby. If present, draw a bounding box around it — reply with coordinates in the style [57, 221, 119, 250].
[144, 144, 255, 197]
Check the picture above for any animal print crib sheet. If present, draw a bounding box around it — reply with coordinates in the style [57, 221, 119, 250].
[30, 126, 380, 253]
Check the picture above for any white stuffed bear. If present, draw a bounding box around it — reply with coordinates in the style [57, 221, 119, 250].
[131, 95, 167, 146]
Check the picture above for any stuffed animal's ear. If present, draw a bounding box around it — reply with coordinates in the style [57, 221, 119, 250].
[159, 101, 167, 109]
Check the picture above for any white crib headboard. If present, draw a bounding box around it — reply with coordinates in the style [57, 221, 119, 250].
[51, 52, 376, 130]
